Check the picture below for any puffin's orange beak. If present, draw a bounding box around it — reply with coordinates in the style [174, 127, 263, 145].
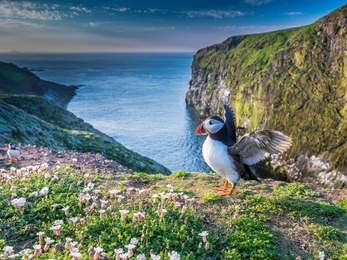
[195, 123, 207, 135]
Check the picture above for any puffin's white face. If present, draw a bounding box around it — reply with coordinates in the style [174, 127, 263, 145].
[195, 118, 224, 135]
[203, 118, 225, 134]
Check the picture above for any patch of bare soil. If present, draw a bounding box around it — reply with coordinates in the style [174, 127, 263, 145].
[0, 143, 133, 175]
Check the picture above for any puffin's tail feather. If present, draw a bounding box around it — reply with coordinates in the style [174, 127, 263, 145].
[242, 164, 261, 183]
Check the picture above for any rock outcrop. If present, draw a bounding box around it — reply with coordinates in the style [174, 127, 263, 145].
[0, 61, 77, 108]
[0, 95, 171, 175]
[186, 4, 347, 187]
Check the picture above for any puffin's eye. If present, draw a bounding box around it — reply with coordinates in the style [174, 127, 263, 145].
[209, 121, 213, 125]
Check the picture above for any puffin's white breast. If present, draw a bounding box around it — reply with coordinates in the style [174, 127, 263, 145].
[7, 149, 20, 159]
[202, 137, 239, 184]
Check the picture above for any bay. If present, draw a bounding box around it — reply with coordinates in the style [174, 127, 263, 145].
[0, 52, 212, 172]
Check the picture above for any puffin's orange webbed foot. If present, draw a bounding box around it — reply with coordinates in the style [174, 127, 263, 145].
[213, 180, 229, 191]
[217, 183, 236, 196]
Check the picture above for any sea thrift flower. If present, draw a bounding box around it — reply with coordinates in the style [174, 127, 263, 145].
[50, 225, 62, 236]
[151, 254, 161, 260]
[40, 187, 49, 196]
[33, 244, 41, 257]
[70, 217, 79, 225]
[2, 246, 14, 257]
[94, 247, 103, 260]
[87, 183, 95, 189]
[130, 238, 139, 245]
[198, 231, 209, 243]
[44, 237, 54, 251]
[152, 194, 159, 203]
[117, 195, 125, 203]
[125, 244, 136, 258]
[109, 190, 120, 198]
[126, 187, 134, 195]
[11, 197, 26, 208]
[119, 209, 129, 221]
[93, 189, 101, 195]
[114, 248, 123, 260]
[204, 242, 210, 250]
[120, 253, 128, 259]
[160, 209, 167, 219]
[54, 219, 64, 225]
[62, 206, 70, 216]
[168, 251, 180, 260]
[137, 254, 146, 260]
[54, 243, 61, 252]
[29, 191, 38, 197]
[99, 209, 106, 220]
[100, 199, 108, 208]
[99, 235, 103, 243]
[37, 232, 44, 243]
[71, 251, 82, 259]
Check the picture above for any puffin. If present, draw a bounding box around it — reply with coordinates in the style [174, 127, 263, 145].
[195, 99, 292, 196]
[7, 143, 21, 163]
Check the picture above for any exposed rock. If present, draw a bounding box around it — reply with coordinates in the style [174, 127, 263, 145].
[0, 61, 78, 108]
[185, 4, 347, 187]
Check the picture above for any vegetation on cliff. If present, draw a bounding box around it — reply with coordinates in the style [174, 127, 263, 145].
[0, 94, 171, 175]
[186, 4, 347, 187]
[0, 164, 346, 259]
[0, 61, 78, 108]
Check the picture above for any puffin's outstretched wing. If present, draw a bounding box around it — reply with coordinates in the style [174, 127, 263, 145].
[228, 130, 292, 165]
[223, 99, 237, 143]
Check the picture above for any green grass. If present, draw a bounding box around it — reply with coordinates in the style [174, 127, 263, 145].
[0, 166, 346, 259]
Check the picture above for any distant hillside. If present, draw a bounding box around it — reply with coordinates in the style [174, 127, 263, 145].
[186, 4, 347, 187]
[0, 94, 171, 175]
[0, 61, 77, 108]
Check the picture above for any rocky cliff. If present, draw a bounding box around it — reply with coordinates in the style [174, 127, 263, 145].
[186, 4, 347, 187]
[0, 95, 171, 175]
[0, 61, 77, 108]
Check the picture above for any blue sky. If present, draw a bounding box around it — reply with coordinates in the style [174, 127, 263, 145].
[0, 0, 346, 52]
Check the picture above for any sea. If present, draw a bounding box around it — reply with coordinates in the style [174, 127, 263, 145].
[0, 52, 212, 173]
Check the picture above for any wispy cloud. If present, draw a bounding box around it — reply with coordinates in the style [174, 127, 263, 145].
[243, 0, 275, 6]
[0, 18, 44, 28]
[182, 10, 249, 19]
[282, 12, 303, 16]
[214, 24, 289, 32]
[144, 26, 176, 31]
[70, 6, 92, 14]
[0, 1, 62, 20]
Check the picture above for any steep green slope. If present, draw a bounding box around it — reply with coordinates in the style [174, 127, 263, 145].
[186, 5, 347, 187]
[0, 94, 171, 175]
[0, 61, 78, 108]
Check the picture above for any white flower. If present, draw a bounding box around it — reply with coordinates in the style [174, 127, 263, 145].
[44, 237, 54, 244]
[137, 254, 146, 260]
[70, 217, 79, 223]
[319, 251, 325, 260]
[87, 183, 95, 189]
[40, 187, 49, 195]
[94, 247, 103, 253]
[125, 244, 136, 250]
[168, 251, 180, 260]
[3, 246, 14, 254]
[33, 245, 41, 250]
[70, 251, 82, 258]
[151, 254, 161, 260]
[119, 209, 130, 215]
[130, 238, 139, 245]
[54, 220, 64, 225]
[114, 248, 124, 254]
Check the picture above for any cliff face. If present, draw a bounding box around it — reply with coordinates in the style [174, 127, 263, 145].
[186, 5, 347, 187]
[0, 61, 77, 108]
[0, 95, 171, 175]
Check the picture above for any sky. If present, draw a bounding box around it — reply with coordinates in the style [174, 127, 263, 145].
[0, 0, 346, 52]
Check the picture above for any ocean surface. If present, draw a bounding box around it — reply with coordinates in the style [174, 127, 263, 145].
[0, 52, 212, 172]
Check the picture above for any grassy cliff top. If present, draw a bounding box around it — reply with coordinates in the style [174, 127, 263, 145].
[0, 164, 346, 259]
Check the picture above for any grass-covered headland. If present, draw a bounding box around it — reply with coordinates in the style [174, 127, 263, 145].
[1, 164, 346, 259]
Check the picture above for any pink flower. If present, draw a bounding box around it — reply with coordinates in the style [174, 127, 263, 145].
[198, 231, 208, 243]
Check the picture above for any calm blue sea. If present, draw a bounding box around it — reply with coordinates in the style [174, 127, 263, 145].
[0, 52, 211, 172]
